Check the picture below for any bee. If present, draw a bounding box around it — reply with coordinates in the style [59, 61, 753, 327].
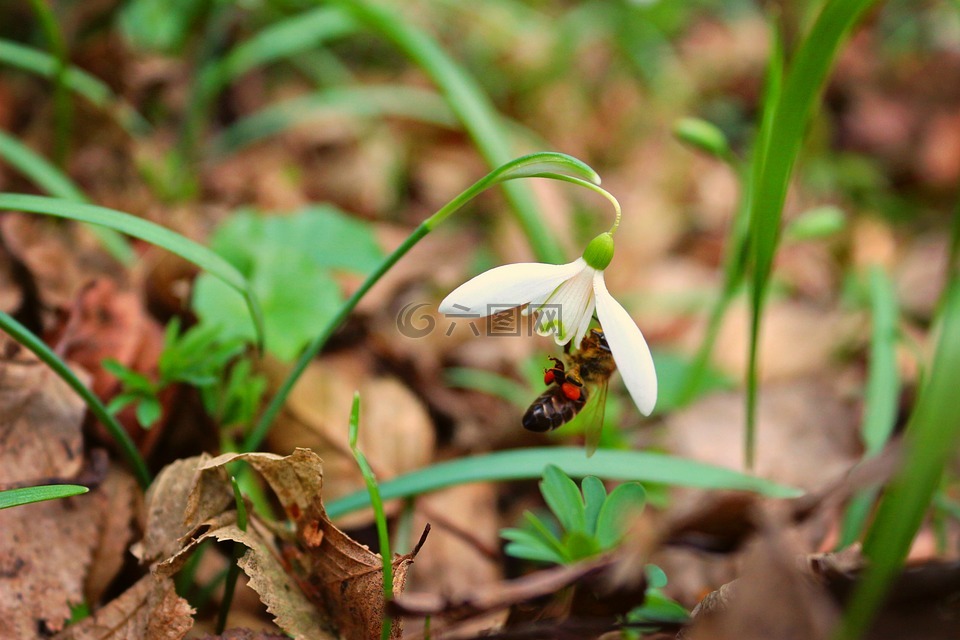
[522, 328, 616, 455]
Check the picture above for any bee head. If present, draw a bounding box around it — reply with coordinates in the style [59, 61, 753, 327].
[590, 328, 610, 352]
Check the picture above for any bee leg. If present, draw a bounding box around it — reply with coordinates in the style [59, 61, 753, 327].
[543, 356, 566, 386]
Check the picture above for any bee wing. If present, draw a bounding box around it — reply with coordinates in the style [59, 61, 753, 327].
[582, 378, 610, 458]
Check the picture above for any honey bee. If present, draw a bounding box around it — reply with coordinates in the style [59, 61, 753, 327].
[522, 328, 616, 455]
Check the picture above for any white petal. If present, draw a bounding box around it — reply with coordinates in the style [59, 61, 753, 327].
[532, 263, 596, 345]
[439, 260, 583, 317]
[594, 273, 657, 416]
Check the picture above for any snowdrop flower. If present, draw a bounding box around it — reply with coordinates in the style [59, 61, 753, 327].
[439, 232, 657, 415]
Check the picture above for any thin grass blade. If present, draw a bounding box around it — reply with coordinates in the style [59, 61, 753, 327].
[326, 447, 800, 518]
[0, 484, 88, 509]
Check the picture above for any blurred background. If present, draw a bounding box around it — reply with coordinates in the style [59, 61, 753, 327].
[2, 0, 960, 634]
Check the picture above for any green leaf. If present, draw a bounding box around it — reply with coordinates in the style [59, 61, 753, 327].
[782, 205, 847, 242]
[522, 511, 569, 564]
[0, 484, 88, 509]
[501, 528, 567, 565]
[540, 465, 587, 535]
[326, 447, 801, 519]
[645, 564, 668, 589]
[194, 206, 381, 361]
[673, 117, 730, 159]
[563, 531, 602, 562]
[746, 0, 878, 466]
[628, 589, 689, 624]
[838, 278, 960, 638]
[596, 482, 646, 550]
[106, 392, 140, 416]
[503, 541, 566, 564]
[581, 476, 607, 537]
[135, 396, 162, 429]
[118, 0, 209, 53]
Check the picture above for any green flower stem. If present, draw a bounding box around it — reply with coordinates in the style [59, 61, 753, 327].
[26, 0, 70, 167]
[216, 476, 248, 634]
[0, 311, 151, 489]
[242, 152, 605, 453]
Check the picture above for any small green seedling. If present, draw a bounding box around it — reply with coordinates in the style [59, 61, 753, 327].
[502, 465, 687, 632]
[502, 464, 647, 564]
[105, 318, 262, 429]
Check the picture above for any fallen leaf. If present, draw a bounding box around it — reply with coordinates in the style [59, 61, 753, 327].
[194, 630, 289, 640]
[0, 335, 87, 485]
[52, 574, 193, 640]
[0, 470, 137, 638]
[144, 449, 421, 640]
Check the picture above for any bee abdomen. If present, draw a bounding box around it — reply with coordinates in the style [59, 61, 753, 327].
[522, 387, 587, 433]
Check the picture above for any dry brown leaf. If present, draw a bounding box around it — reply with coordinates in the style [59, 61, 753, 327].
[133, 454, 234, 565]
[0, 470, 137, 638]
[194, 630, 289, 640]
[52, 574, 193, 640]
[0, 335, 87, 485]
[145, 449, 420, 640]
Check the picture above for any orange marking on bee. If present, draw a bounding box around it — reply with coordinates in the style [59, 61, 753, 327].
[561, 382, 581, 401]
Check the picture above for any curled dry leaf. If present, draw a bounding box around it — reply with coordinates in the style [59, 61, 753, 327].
[144, 449, 421, 640]
[0, 335, 87, 485]
[0, 469, 138, 639]
[51, 574, 193, 640]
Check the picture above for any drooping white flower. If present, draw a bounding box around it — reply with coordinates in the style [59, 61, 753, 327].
[439, 233, 657, 415]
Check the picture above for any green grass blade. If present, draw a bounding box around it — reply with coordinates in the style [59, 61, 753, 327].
[326, 447, 800, 519]
[332, 0, 565, 263]
[836, 278, 960, 639]
[26, 0, 70, 166]
[836, 266, 901, 548]
[746, 0, 877, 468]
[862, 266, 900, 454]
[0, 39, 150, 135]
[217, 6, 357, 85]
[0, 131, 134, 264]
[209, 85, 458, 157]
[0, 194, 264, 348]
[0, 311, 150, 488]
[0, 484, 88, 509]
[347, 393, 394, 640]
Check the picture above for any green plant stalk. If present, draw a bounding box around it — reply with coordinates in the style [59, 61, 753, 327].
[0, 484, 88, 509]
[0, 194, 264, 349]
[331, 0, 565, 264]
[216, 476, 248, 634]
[0, 39, 149, 135]
[746, 0, 875, 468]
[347, 394, 394, 640]
[26, 0, 70, 167]
[0, 311, 150, 488]
[0, 131, 134, 264]
[242, 152, 604, 453]
[835, 278, 960, 639]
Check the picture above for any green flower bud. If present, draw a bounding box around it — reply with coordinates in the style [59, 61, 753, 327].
[582, 232, 614, 270]
[673, 117, 730, 159]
